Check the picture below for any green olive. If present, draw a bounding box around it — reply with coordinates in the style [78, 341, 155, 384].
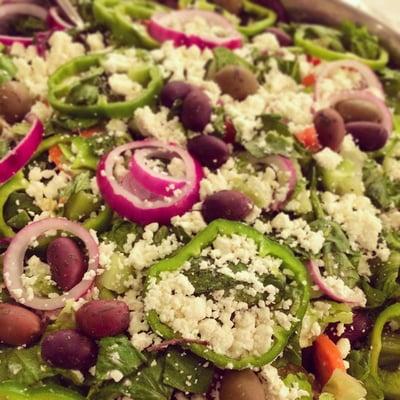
[334, 98, 382, 123]
[214, 0, 243, 14]
[0, 81, 33, 124]
[219, 370, 265, 400]
[214, 65, 259, 101]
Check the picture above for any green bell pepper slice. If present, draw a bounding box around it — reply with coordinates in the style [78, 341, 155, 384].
[83, 205, 113, 232]
[370, 303, 400, 399]
[146, 219, 310, 369]
[294, 26, 389, 70]
[0, 172, 27, 237]
[93, 0, 165, 48]
[34, 134, 71, 159]
[48, 54, 163, 119]
[0, 382, 29, 400]
[237, 0, 277, 37]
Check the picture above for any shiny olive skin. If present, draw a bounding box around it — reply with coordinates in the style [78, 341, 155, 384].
[202, 190, 253, 223]
[41, 329, 97, 370]
[214, 0, 242, 14]
[0, 303, 42, 346]
[335, 99, 382, 123]
[76, 300, 130, 339]
[346, 121, 389, 152]
[187, 135, 230, 169]
[46, 237, 87, 292]
[313, 108, 346, 151]
[220, 370, 265, 400]
[326, 310, 373, 344]
[265, 27, 293, 46]
[181, 89, 212, 132]
[0, 81, 33, 123]
[214, 66, 259, 101]
[160, 80, 192, 108]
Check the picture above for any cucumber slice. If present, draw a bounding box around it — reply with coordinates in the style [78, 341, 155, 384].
[320, 159, 364, 195]
[98, 252, 132, 294]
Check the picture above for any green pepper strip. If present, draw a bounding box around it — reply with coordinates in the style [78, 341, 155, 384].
[146, 219, 310, 369]
[34, 134, 71, 159]
[0, 172, 27, 237]
[370, 303, 400, 400]
[294, 26, 389, 70]
[48, 54, 163, 118]
[237, 0, 277, 37]
[83, 205, 113, 232]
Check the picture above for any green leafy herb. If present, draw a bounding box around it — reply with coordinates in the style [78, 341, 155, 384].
[341, 21, 380, 60]
[0, 346, 54, 385]
[379, 68, 400, 113]
[101, 219, 143, 252]
[13, 16, 47, 36]
[276, 59, 301, 83]
[96, 336, 145, 381]
[61, 171, 93, 199]
[45, 113, 100, 136]
[124, 355, 173, 400]
[163, 348, 214, 394]
[46, 301, 77, 333]
[363, 159, 400, 210]
[67, 83, 99, 106]
[283, 373, 313, 400]
[348, 350, 384, 400]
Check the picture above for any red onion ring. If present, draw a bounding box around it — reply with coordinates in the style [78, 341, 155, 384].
[97, 140, 203, 225]
[148, 10, 243, 50]
[120, 173, 161, 202]
[130, 148, 187, 197]
[47, 6, 74, 30]
[266, 155, 297, 211]
[315, 60, 384, 103]
[3, 218, 99, 311]
[306, 260, 365, 307]
[0, 115, 43, 185]
[328, 90, 393, 134]
[0, 3, 48, 46]
[55, 0, 84, 29]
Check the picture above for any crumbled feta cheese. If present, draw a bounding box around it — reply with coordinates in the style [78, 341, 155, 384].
[108, 74, 143, 100]
[313, 147, 343, 170]
[86, 32, 105, 52]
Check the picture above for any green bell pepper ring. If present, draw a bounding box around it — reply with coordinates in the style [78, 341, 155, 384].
[48, 54, 163, 119]
[0, 172, 27, 237]
[370, 303, 400, 400]
[237, 0, 277, 37]
[0, 382, 29, 400]
[294, 26, 389, 70]
[146, 219, 310, 369]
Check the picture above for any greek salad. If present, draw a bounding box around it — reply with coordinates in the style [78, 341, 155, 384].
[0, 0, 399, 399]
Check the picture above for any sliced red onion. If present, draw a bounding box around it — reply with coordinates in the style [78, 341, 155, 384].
[130, 148, 187, 198]
[120, 173, 160, 202]
[0, 115, 43, 185]
[148, 10, 243, 50]
[55, 0, 84, 29]
[306, 260, 365, 307]
[3, 218, 99, 311]
[328, 90, 393, 134]
[47, 6, 74, 30]
[315, 60, 384, 103]
[0, 3, 48, 46]
[266, 155, 297, 211]
[97, 140, 203, 225]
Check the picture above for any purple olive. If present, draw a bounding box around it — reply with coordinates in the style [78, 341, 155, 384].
[187, 135, 230, 169]
[160, 80, 192, 108]
[219, 370, 265, 400]
[314, 108, 346, 151]
[325, 311, 373, 344]
[46, 237, 87, 292]
[0, 81, 33, 124]
[0, 303, 42, 346]
[181, 89, 212, 132]
[41, 329, 97, 370]
[334, 99, 382, 123]
[76, 300, 130, 339]
[265, 27, 293, 46]
[214, 66, 259, 101]
[346, 121, 389, 152]
[202, 190, 253, 223]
